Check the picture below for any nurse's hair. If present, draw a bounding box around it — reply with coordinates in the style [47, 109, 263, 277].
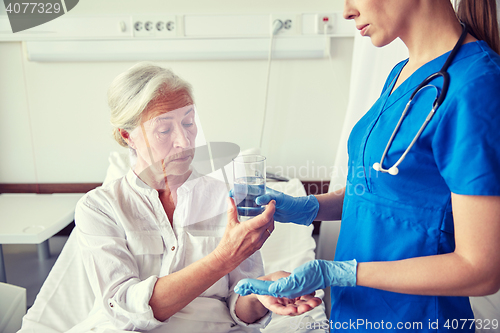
[454, 0, 499, 54]
[108, 62, 194, 147]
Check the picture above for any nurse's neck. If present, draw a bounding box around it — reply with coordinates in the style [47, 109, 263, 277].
[403, 1, 471, 63]
[391, 1, 476, 94]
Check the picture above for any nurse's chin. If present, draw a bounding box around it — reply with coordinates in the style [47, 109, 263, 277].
[369, 35, 398, 49]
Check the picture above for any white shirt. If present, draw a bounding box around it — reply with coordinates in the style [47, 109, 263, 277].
[70, 169, 271, 333]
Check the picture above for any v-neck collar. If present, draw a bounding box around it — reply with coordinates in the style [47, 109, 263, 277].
[383, 40, 486, 111]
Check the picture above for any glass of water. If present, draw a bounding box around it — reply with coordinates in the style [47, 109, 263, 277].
[232, 154, 266, 222]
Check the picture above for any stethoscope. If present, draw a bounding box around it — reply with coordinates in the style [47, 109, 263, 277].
[373, 23, 468, 176]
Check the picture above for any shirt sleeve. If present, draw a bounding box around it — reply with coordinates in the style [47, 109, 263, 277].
[75, 194, 166, 331]
[432, 74, 500, 195]
[226, 250, 272, 328]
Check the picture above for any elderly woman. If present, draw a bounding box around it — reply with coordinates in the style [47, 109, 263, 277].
[70, 63, 320, 333]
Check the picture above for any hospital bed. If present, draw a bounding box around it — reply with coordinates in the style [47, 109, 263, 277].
[17, 152, 328, 333]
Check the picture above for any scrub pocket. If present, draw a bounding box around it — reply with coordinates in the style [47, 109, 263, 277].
[127, 232, 164, 279]
[183, 232, 229, 298]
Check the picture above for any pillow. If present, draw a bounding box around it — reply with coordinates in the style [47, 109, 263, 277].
[102, 150, 131, 186]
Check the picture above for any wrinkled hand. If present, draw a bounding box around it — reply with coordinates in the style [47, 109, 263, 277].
[213, 198, 275, 270]
[235, 259, 357, 299]
[256, 187, 319, 226]
[246, 271, 322, 316]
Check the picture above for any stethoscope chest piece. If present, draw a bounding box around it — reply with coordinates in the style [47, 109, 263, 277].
[373, 162, 399, 175]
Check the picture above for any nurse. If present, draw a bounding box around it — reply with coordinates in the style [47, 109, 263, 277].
[235, 0, 500, 331]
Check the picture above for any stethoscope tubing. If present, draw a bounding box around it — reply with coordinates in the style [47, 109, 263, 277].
[374, 86, 439, 175]
[373, 23, 468, 176]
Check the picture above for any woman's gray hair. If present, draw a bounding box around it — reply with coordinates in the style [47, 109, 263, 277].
[108, 62, 194, 147]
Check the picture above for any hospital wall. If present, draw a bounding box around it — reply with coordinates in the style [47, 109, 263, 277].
[0, 0, 354, 184]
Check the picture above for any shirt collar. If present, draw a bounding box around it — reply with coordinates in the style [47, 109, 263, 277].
[125, 167, 203, 197]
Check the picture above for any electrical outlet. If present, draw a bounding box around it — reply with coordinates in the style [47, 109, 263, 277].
[271, 14, 298, 35]
[133, 15, 177, 37]
[156, 16, 176, 37]
[316, 13, 336, 34]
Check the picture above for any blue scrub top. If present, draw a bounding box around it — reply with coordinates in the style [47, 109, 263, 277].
[332, 41, 500, 332]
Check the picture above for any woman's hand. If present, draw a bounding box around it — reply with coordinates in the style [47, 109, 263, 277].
[150, 198, 274, 323]
[255, 271, 323, 316]
[235, 259, 357, 299]
[213, 197, 276, 270]
[235, 271, 322, 323]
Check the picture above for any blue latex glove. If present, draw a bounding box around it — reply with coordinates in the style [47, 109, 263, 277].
[234, 259, 357, 299]
[256, 187, 320, 226]
[233, 279, 274, 296]
[228, 187, 319, 225]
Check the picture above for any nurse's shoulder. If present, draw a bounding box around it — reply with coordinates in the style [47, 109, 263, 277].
[457, 40, 500, 83]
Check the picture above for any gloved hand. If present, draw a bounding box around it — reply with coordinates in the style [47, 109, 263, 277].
[255, 187, 320, 226]
[234, 259, 357, 299]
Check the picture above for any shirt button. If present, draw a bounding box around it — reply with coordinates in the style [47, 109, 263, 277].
[171, 246, 175, 251]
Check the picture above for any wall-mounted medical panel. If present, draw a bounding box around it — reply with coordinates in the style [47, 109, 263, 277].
[24, 36, 328, 61]
[1, 13, 355, 61]
[0, 12, 355, 40]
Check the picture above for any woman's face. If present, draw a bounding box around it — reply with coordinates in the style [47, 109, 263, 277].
[128, 91, 197, 189]
[343, 0, 414, 47]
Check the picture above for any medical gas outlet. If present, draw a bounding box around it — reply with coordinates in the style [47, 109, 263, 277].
[316, 14, 336, 34]
[271, 14, 297, 35]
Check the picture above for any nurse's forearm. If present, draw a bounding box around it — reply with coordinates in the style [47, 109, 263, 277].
[356, 252, 500, 296]
[357, 194, 500, 296]
[314, 187, 345, 221]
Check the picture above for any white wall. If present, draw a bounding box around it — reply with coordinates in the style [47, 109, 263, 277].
[0, 0, 353, 183]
